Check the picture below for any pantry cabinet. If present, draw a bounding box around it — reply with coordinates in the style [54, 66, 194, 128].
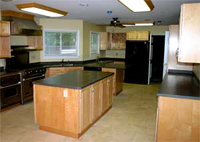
[126, 31, 149, 41]
[0, 21, 11, 58]
[178, 3, 200, 63]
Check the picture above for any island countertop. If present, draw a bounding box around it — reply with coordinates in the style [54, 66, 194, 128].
[33, 70, 114, 89]
[158, 72, 200, 100]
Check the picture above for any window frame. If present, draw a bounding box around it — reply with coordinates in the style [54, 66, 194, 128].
[43, 29, 80, 59]
[90, 31, 100, 57]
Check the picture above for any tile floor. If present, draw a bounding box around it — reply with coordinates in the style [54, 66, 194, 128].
[0, 83, 160, 142]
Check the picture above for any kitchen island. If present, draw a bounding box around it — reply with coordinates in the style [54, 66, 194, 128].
[155, 72, 200, 142]
[33, 70, 114, 138]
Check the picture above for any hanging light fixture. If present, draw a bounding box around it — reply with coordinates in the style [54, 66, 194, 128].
[118, 0, 154, 12]
[16, 3, 67, 17]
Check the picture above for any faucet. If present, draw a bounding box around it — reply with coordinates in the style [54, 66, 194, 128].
[96, 56, 100, 63]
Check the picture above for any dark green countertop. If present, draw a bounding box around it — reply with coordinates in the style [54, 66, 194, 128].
[33, 70, 114, 89]
[158, 73, 200, 100]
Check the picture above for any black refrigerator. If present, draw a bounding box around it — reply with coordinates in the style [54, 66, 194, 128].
[125, 40, 150, 84]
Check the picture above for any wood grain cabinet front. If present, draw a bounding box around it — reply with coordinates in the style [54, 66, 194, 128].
[155, 97, 200, 142]
[0, 21, 11, 58]
[126, 31, 149, 41]
[34, 75, 114, 138]
[0, 21, 10, 36]
[27, 36, 43, 50]
[178, 3, 200, 63]
[100, 32, 111, 50]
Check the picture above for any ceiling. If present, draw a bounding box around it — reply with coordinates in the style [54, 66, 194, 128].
[1, 0, 200, 25]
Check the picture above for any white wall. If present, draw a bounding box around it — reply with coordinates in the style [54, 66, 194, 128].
[105, 26, 169, 58]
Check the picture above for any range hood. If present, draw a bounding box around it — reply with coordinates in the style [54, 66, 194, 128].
[2, 16, 42, 36]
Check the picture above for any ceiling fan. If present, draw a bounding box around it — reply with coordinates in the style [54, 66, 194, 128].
[97, 17, 154, 28]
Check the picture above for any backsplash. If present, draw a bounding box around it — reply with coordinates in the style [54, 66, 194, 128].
[193, 64, 200, 81]
[0, 59, 6, 69]
[105, 50, 125, 58]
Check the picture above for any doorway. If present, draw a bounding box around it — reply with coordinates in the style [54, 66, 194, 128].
[150, 35, 165, 83]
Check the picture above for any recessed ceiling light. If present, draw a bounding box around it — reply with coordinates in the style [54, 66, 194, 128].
[118, 0, 154, 12]
[16, 3, 67, 17]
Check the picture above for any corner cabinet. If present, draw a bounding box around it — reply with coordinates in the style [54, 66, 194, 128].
[126, 31, 149, 41]
[0, 21, 11, 58]
[178, 3, 200, 63]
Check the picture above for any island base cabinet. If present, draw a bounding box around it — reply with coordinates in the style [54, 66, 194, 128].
[34, 75, 114, 139]
[156, 97, 200, 142]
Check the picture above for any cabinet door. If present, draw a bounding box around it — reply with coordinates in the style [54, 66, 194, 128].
[81, 86, 92, 131]
[0, 37, 11, 58]
[100, 32, 108, 50]
[126, 31, 137, 40]
[179, 3, 200, 63]
[107, 77, 113, 107]
[102, 68, 116, 96]
[91, 82, 101, 121]
[0, 21, 10, 36]
[137, 31, 149, 41]
[101, 79, 108, 113]
[27, 36, 43, 50]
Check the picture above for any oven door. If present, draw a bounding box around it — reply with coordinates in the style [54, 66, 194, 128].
[22, 75, 45, 103]
[0, 83, 21, 109]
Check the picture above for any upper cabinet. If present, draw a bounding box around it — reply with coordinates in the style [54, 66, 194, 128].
[27, 36, 43, 50]
[0, 21, 10, 37]
[126, 31, 149, 41]
[178, 3, 200, 63]
[100, 32, 111, 50]
[110, 33, 126, 50]
[0, 21, 11, 58]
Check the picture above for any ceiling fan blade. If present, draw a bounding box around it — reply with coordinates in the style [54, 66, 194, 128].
[117, 24, 125, 28]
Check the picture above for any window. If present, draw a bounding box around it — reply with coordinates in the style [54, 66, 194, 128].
[90, 32, 100, 56]
[43, 30, 79, 59]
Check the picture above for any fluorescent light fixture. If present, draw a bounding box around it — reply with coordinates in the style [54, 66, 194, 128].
[16, 3, 67, 17]
[123, 24, 135, 27]
[135, 23, 154, 26]
[118, 0, 154, 12]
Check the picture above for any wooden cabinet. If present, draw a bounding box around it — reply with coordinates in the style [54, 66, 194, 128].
[0, 21, 11, 58]
[81, 86, 92, 130]
[91, 82, 101, 121]
[110, 33, 126, 50]
[178, 3, 200, 63]
[156, 97, 200, 142]
[126, 31, 149, 41]
[102, 68, 124, 96]
[27, 36, 43, 50]
[34, 74, 114, 138]
[0, 21, 10, 36]
[45, 67, 83, 78]
[100, 32, 111, 50]
[168, 25, 193, 71]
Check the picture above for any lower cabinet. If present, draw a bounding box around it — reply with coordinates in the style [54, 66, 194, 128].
[155, 97, 200, 142]
[80, 76, 113, 131]
[102, 68, 124, 96]
[45, 67, 83, 78]
[34, 75, 114, 138]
